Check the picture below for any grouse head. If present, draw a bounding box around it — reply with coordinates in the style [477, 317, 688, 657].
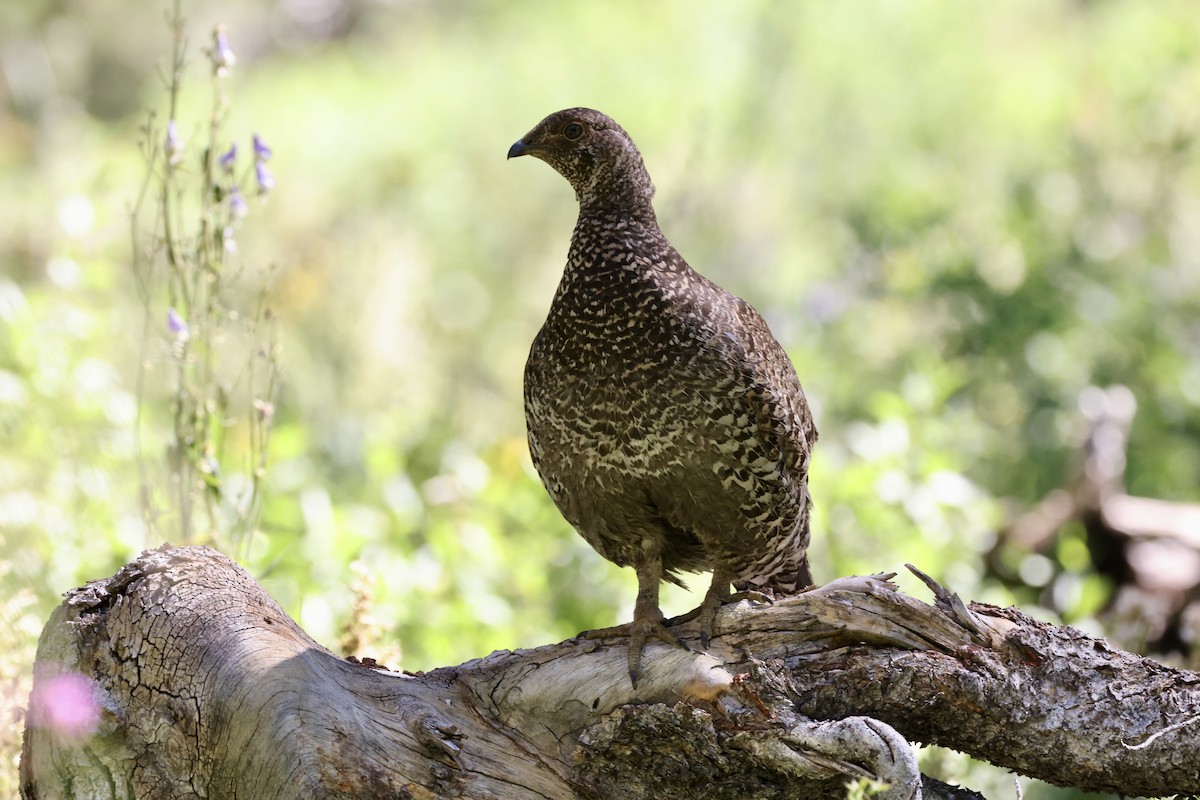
[508, 107, 656, 212]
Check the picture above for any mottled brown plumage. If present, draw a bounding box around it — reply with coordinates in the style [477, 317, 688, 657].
[509, 108, 817, 685]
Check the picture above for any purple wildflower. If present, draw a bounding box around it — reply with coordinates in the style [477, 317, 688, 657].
[211, 27, 237, 76]
[218, 143, 237, 174]
[165, 120, 183, 168]
[255, 161, 275, 195]
[167, 307, 189, 340]
[229, 186, 248, 219]
[252, 134, 272, 161]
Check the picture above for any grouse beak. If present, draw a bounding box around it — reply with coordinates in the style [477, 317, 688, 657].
[507, 139, 535, 160]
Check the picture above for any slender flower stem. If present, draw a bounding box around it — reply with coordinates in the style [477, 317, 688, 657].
[129, 6, 277, 547]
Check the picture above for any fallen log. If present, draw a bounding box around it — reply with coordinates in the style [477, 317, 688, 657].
[19, 544, 1200, 799]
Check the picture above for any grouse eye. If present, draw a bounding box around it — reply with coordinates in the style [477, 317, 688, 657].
[563, 122, 584, 140]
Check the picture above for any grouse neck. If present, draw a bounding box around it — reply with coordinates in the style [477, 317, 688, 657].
[570, 204, 666, 254]
[573, 198, 660, 232]
[574, 151, 658, 222]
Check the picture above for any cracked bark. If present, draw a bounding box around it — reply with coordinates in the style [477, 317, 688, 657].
[19, 545, 1200, 799]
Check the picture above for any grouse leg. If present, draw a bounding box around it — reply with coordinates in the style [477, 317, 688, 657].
[586, 556, 689, 686]
[629, 556, 690, 686]
[692, 567, 776, 649]
[697, 566, 733, 650]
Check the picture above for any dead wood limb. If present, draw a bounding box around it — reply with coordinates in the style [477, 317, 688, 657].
[20, 544, 1200, 799]
[997, 384, 1200, 656]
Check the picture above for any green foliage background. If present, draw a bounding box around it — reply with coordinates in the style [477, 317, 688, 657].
[3, 1, 1199, 796]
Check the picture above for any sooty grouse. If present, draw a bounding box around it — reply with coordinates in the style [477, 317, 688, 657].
[509, 108, 817, 685]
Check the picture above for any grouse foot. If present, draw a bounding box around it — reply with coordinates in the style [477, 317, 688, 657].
[583, 614, 689, 687]
[693, 569, 775, 649]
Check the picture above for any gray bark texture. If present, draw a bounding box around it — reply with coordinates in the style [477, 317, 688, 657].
[18, 544, 1200, 799]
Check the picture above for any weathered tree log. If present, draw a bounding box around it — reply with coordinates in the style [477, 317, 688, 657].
[19, 544, 1200, 799]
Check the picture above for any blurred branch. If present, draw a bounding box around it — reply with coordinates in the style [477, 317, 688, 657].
[1002, 385, 1137, 550]
[20, 546, 1200, 799]
[997, 385, 1200, 656]
[1103, 495, 1200, 547]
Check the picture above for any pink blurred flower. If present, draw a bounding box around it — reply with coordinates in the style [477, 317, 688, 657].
[29, 672, 101, 738]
